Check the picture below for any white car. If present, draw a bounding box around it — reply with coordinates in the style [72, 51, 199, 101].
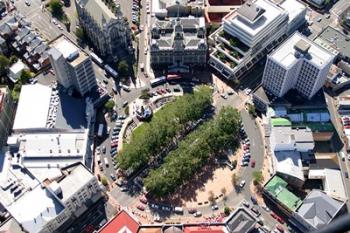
[57, 24, 63, 30]
[239, 180, 246, 188]
[25, 0, 31, 5]
[193, 211, 202, 217]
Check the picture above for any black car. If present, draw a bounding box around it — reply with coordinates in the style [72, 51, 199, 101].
[345, 172, 349, 178]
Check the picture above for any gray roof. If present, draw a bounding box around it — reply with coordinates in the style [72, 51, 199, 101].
[163, 226, 182, 233]
[76, 0, 117, 29]
[318, 26, 350, 59]
[225, 207, 257, 233]
[237, 1, 266, 22]
[296, 190, 345, 230]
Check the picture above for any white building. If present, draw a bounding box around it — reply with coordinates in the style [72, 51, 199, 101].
[8, 60, 28, 83]
[262, 32, 334, 99]
[0, 161, 102, 233]
[7, 131, 90, 181]
[48, 35, 97, 96]
[209, 0, 306, 79]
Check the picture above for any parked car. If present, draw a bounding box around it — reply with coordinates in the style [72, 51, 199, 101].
[241, 161, 249, 166]
[239, 180, 246, 188]
[161, 206, 172, 212]
[139, 196, 148, 204]
[251, 160, 256, 168]
[276, 224, 285, 233]
[188, 208, 197, 214]
[193, 211, 202, 217]
[242, 200, 250, 208]
[262, 205, 270, 212]
[110, 173, 116, 181]
[251, 206, 261, 216]
[137, 204, 145, 211]
[211, 205, 219, 210]
[120, 186, 128, 192]
[345, 171, 349, 179]
[251, 196, 258, 204]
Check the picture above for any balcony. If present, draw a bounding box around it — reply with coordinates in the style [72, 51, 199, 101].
[218, 30, 249, 53]
[214, 51, 237, 69]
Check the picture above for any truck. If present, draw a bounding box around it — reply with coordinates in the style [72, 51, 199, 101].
[97, 124, 104, 137]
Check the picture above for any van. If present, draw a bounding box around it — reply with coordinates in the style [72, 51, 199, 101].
[174, 207, 183, 214]
[340, 151, 346, 161]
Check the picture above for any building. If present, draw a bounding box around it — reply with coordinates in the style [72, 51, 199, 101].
[0, 87, 14, 148]
[99, 210, 140, 233]
[150, 0, 207, 71]
[0, 162, 103, 233]
[262, 33, 334, 99]
[291, 190, 346, 232]
[75, 0, 132, 62]
[315, 26, 350, 63]
[150, 18, 207, 70]
[8, 60, 28, 83]
[263, 175, 303, 216]
[48, 35, 97, 96]
[7, 130, 90, 181]
[209, 0, 306, 80]
[224, 207, 257, 233]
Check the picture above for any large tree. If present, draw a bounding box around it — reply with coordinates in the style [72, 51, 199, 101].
[49, 0, 63, 18]
[104, 99, 115, 111]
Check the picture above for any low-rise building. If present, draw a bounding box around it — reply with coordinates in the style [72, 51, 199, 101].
[48, 35, 97, 96]
[0, 161, 103, 233]
[291, 190, 346, 232]
[8, 60, 28, 83]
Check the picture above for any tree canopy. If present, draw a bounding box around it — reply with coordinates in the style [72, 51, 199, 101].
[49, 0, 63, 18]
[104, 99, 115, 111]
[117, 60, 129, 77]
[117, 86, 212, 172]
[0, 55, 9, 75]
[143, 107, 241, 197]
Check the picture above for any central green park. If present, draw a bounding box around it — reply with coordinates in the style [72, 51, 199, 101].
[116, 86, 241, 198]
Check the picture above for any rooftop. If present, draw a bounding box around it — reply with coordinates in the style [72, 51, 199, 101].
[12, 84, 52, 130]
[274, 151, 304, 182]
[271, 118, 292, 127]
[224, 0, 286, 37]
[225, 207, 257, 233]
[99, 210, 140, 233]
[183, 226, 226, 233]
[317, 26, 350, 59]
[278, 0, 306, 24]
[49, 35, 89, 68]
[323, 168, 347, 200]
[296, 190, 346, 230]
[264, 175, 302, 211]
[6, 185, 64, 233]
[270, 32, 334, 68]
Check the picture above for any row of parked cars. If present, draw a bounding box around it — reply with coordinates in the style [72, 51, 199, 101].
[239, 126, 256, 167]
[132, 0, 140, 24]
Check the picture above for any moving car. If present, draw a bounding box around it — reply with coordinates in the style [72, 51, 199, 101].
[239, 180, 246, 188]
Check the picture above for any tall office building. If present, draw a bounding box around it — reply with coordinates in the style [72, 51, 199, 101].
[262, 33, 334, 99]
[75, 0, 132, 62]
[48, 35, 97, 96]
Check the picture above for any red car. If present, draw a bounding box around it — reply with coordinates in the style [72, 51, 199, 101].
[156, 89, 163, 95]
[243, 145, 249, 150]
[251, 160, 256, 168]
[276, 216, 285, 224]
[345, 125, 350, 129]
[111, 142, 118, 147]
[270, 212, 278, 219]
[137, 204, 145, 211]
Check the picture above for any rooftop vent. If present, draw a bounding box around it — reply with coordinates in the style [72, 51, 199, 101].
[294, 39, 311, 54]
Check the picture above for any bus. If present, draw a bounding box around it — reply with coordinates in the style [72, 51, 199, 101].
[150, 76, 166, 87]
[90, 52, 104, 67]
[104, 65, 119, 79]
[104, 157, 109, 167]
[97, 124, 104, 137]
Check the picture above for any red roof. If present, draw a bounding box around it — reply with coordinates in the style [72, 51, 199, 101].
[99, 210, 140, 233]
[183, 226, 226, 233]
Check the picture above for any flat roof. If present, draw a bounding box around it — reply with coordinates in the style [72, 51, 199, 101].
[184, 226, 226, 233]
[324, 168, 347, 200]
[58, 164, 94, 203]
[226, 0, 286, 37]
[7, 185, 64, 233]
[264, 175, 302, 211]
[13, 84, 52, 130]
[225, 207, 257, 233]
[274, 151, 304, 181]
[271, 118, 292, 127]
[279, 0, 306, 23]
[270, 32, 334, 68]
[9, 60, 26, 74]
[318, 26, 350, 59]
